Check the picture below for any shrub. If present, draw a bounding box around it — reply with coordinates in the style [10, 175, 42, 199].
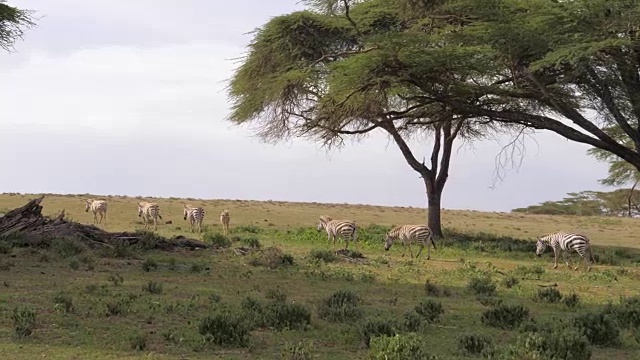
[369, 334, 438, 360]
[265, 287, 287, 302]
[51, 237, 86, 258]
[0, 242, 12, 254]
[53, 293, 74, 314]
[572, 311, 620, 347]
[317, 290, 363, 323]
[240, 236, 261, 249]
[264, 301, 312, 331]
[68, 258, 80, 270]
[457, 333, 492, 355]
[476, 296, 503, 307]
[141, 258, 158, 272]
[12, 306, 36, 338]
[513, 264, 546, 280]
[198, 311, 250, 348]
[481, 304, 530, 330]
[249, 247, 294, 269]
[467, 276, 497, 296]
[605, 296, 640, 330]
[359, 319, 397, 347]
[143, 280, 163, 294]
[562, 293, 580, 309]
[501, 328, 591, 360]
[414, 299, 444, 323]
[501, 276, 519, 289]
[424, 279, 450, 297]
[281, 340, 314, 360]
[402, 311, 423, 332]
[309, 249, 337, 263]
[203, 232, 231, 248]
[533, 287, 563, 303]
[129, 332, 147, 351]
[108, 272, 124, 286]
[208, 293, 222, 304]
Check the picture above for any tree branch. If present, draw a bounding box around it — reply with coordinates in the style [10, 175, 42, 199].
[430, 124, 442, 176]
[341, 0, 361, 35]
[381, 119, 430, 175]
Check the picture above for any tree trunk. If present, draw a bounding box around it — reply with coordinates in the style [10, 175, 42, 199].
[628, 180, 639, 217]
[427, 187, 443, 238]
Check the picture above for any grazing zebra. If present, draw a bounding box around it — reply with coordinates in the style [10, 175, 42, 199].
[137, 201, 163, 231]
[536, 232, 596, 272]
[383, 225, 437, 260]
[220, 210, 230, 236]
[316, 215, 358, 250]
[183, 205, 205, 233]
[85, 199, 107, 225]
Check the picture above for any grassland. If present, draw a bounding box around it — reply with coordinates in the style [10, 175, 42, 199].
[1, 193, 640, 359]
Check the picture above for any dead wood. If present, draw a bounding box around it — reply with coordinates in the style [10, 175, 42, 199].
[536, 283, 558, 288]
[0, 196, 209, 251]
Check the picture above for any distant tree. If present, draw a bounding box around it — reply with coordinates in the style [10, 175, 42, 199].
[512, 189, 640, 217]
[226, 0, 506, 237]
[0, 1, 36, 52]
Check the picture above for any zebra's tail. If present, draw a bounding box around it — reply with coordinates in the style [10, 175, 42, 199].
[157, 212, 163, 220]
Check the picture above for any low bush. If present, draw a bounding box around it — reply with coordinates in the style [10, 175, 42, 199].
[467, 276, 497, 296]
[533, 287, 563, 303]
[141, 258, 158, 272]
[198, 311, 250, 348]
[359, 318, 397, 347]
[12, 306, 36, 338]
[53, 293, 74, 314]
[414, 299, 444, 323]
[203, 232, 232, 248]
[481, 304, 530, 330]
[500, 327, 591, 360]
[317, 290, 363, 323]
[281, 340, 314, 360]
[309, 249, 337, 263]
[369, 334, 438, 360]
[143, 280, 163, 294]
[457, 333, 492, 356]
[501, 276, 519, 289]
[572, 311, 620, 347]
[562, 293, 580, 309]
[249, 247, 294, 269]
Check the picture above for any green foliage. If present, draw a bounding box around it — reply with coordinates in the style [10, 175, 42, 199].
[129, 332, 147, 351]
[317, 290, 363, 323]
[141, 258, 158, 272]
[143, 280, 163, 294]
[53, 293, 74, 314]
[457, 333, 492, 356]
[414, 299, 444, 323]
[0, 1, 37, 51]
[562, 293, 580, 309]
[501, 276, 519, 289]
[501, 327, 592, 360]
[309, 249, 338, 263]
[248, 247, 294, 269]
[241, 296, 311, 331]
[481, 304, 530, 330]
[572, 311, 620, 347]
[359, 318, 397, 347]
[11, 306, 36, 338]
[605, 296, 640, 330]
[52, 237, 86, 258]
[281, 340, 315, 360]
[198, 311, 250, 348]
[467, 275, 497, 296]
[369, 333, 439, 360]
[203, 232, 231, 248]
[533, 287, 563, 303]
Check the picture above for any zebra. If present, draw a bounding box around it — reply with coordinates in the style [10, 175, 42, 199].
[220, 210, 230, 236]
[137, 201, 163, 231]
[535, 232, 596, 272]
[85, 199, 107, 225]
[383, 224, 437, 260]
[183, 204, 205, 233]
[316, 215, 358, 250]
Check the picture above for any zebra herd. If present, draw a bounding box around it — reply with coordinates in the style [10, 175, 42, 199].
[317, 215, 596, 272]
[84, 199, 231, 233]
[85, 198, 596, 272]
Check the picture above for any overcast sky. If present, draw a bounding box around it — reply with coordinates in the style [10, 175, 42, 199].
[0, 0, 612, 212]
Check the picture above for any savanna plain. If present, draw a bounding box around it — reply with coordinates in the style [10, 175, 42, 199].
[1, 193, 640, 359]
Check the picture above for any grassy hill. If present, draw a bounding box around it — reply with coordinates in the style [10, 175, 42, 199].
[1, 193, 640, 359]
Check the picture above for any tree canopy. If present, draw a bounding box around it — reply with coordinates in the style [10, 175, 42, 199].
[0, 1, 35, 52]
[512, 189, 640, 217]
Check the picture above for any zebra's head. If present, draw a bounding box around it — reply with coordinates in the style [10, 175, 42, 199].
[383, 232, 396, 251]
[84, 199, 92, 212]
[317, 216, 331, 232]
[535, 238, 547, 257]
[136, 202, 144, 217]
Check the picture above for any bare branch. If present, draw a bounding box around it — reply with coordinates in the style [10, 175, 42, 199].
[341, 0, 361, 35]
[489, 126, 538, 189]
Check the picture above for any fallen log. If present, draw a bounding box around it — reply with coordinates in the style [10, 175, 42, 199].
[0, 196, 209, 251]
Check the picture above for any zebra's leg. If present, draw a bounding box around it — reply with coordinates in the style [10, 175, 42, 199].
[553, 248, 559, 269]
[415, 242, 424, 259]
[103, 211, 107, 225]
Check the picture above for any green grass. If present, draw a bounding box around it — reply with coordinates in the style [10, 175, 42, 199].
[1, 193, 640, 359]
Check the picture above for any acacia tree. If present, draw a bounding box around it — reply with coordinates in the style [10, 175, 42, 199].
[0, 1, 36, 52]
[226, 0, 500, 237]
[388, 0, 640, 174]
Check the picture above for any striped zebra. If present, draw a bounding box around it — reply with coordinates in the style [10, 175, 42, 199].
[137, 201, 163, 231]
[220, 210, 230, 236]
[536, 232, 596, 271]
[383, 225, 437, 260]
[85, 199, 107, 225]
[183, 205, 205, 233]
[316, 215, 358, 250]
